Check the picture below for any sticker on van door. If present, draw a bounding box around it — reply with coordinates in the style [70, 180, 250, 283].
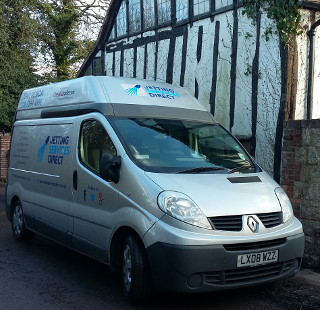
[83, 185, 104, 205]
[38, 135, 70, 165]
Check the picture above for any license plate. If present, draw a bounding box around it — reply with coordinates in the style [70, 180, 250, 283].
[237, 250, 279, 268]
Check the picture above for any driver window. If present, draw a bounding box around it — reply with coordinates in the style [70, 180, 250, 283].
[80, 120, 117, 173]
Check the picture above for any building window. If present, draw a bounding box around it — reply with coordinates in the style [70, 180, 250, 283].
[93, 58, 102, 76]
[143, 0, 155, 28]
[129, 0, 141, 33]
[116, 1, 127, 37]
[157, 0, 171, 25]
[109, 25, 115, 40]
[176, 0, 188, 22]
[193, 0, 210, 16]
[84, 64, 92, 76]
[215, 0, 233, 10]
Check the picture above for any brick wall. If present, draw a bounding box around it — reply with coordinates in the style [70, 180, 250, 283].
[0, 135, 10, 182]
[281, 119, 320, 270]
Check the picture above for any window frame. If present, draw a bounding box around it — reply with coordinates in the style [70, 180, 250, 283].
[106, 0, 235, 43]
[79, 119, 117, 175]
[116, 0, 127, 38]
[128, 0, 142, 34]
[142, 0, 156, 30]
[92, 57, 102, 76]
[192, 0, 211, 19]
[175, 0, 189, 23]
[156, 0, 172, 27]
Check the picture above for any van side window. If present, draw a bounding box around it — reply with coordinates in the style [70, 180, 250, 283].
[80, 120, 117, 173]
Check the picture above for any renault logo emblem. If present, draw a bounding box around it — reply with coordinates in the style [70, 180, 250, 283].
[247, 216, 259, 233]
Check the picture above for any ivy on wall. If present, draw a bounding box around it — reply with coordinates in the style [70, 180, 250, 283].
[241, 0, 302, 43]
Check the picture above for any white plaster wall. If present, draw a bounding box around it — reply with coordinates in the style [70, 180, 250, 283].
[255, 13, 281, 174]
[232, 10, 256, 139]
[295, 10, 320, 120]
[195, 19, 214, 112]
[145, 41, 156, 80]
[114, 50, 121, 77]
[156, 39, 170, 82]
[295, 10, 311, 120]
[183, 24, 198, 98]
[143, 30, 156, 38]
[123, 48, 134, 77]
[172, 35, 183, 87]
[212, 11, 233, 129]
[105, 51, 113, 76]
[136, 46, 145, 79]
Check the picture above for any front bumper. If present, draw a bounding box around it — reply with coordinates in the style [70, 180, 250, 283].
[146, 233, 304, 292]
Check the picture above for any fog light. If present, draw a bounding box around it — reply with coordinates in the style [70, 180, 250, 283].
[187, 274, 203, 288]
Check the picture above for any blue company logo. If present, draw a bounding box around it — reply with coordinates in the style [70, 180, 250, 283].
[125, 85, 141, 96]
[38, 136, 50, 162]
[122, 83, 180, 100]
[37, 135, 70, 165]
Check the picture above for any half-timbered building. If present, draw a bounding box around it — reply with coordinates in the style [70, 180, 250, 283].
[78, 0, 320, 181]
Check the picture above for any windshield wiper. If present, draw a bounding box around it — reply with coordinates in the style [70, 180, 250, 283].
[176, 166, 228, 174]
[228, 165, 255, 174]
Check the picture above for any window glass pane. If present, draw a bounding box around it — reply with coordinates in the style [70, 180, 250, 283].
[93, 58, 102, 76]
[116, 1, 127, 37]
[80, 120, 117, 173]
[129, 0, 141, 33]
[215, 0, 233, 10]
[193, 0, 210, 16]
[112, 118, 253, 173]
[109, 25, 115, 40]
[84, 64, 92, 76]
[143, 0, 155, 28]
[157, 0, 171, 25]
[176, 0, 188, 21]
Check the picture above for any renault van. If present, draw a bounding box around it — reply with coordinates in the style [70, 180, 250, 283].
[6, 76, 304, 301]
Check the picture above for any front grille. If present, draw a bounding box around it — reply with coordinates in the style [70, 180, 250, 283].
[203, 260, 294, 285]
[258, 212, 283, 228]
[209, 212, 283, 232]
[209, 215, 242, 232]
[224, 238, 286, 252]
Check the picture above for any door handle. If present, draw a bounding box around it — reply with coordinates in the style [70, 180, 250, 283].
[73, 170, 78, 190]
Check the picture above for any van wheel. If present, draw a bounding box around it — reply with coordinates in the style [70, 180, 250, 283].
[122, 234, 152, 301]
[12, 200, 34, 242]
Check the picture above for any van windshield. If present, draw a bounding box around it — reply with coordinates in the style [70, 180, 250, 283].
[110, 118, 255, 174]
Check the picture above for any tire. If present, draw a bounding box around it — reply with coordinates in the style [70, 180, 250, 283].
[11, 200, 34, 242]
[122, 234, 152, 302]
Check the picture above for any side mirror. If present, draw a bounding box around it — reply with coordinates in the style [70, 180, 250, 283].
[99, 153, 121, 183]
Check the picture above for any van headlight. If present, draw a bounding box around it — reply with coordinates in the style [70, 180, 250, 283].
[157, 191, 212, 229]
[275, 187, 294, 223]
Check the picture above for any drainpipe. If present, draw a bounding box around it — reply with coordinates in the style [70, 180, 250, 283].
[307, 19, 320, 119]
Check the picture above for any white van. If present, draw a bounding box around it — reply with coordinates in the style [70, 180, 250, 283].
[6, 76, 304, 301]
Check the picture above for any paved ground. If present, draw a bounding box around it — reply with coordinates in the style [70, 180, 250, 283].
[0, 184, 320, 310]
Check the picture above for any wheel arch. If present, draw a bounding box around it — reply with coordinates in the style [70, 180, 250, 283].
[7, 195, 21, 221]
[109, 226, 147, 273]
